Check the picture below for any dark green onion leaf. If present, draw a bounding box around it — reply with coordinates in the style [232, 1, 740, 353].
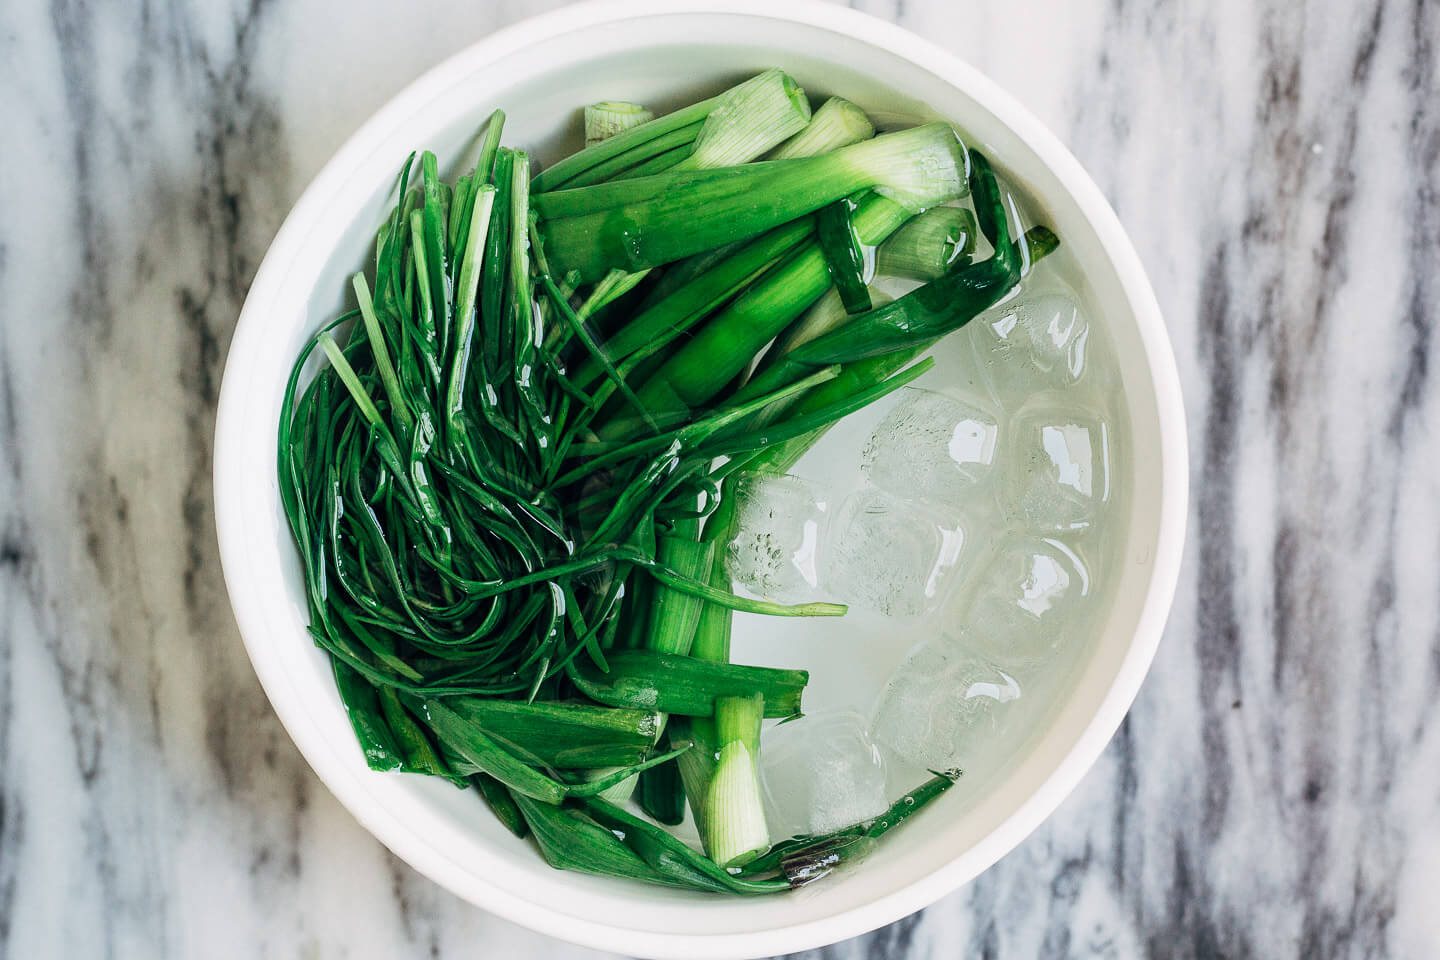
[815, 197, 872, 313]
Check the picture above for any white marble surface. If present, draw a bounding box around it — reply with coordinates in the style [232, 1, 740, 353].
[1, 0, 1437, 956]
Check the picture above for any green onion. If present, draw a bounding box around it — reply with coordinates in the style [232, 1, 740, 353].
[532, 101, 718, 193]
[572, 219, 814, 391]
[702, 693, 769, 867]
[815, 196, 873, 313]
[876, 205, 978, 280]
[475, 773, 529, 838]
[769, 97, 875, 159]
[585, 797, 790, 894]
[569, 650, 808, 718]
[280, 78, 1063, 894]
[538, 123, 969, 282]
[585, 101, 654, 145]
[644, 518, 715, 657]
[637, 759, 687, 826]
[788, 152, 1024, 364]
[436, 697, 662, 769]
[671, 69, 812, 171]
[510, 792, 679, 886]
[613, 193, 923, 430]
[562, 120, 705, 190]
[585, 767, 641, 805]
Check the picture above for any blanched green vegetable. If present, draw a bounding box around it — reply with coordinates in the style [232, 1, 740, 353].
[278, 72, 1058, 894]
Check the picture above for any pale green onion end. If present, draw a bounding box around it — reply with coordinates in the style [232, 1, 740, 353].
[702, 740, 769, 868]
[585, 101, 655, 146]
[588, 767, 641, 805]
[676, 69, 813, 171]
[769, 96, 876, 160]
[876, 205, 978, 281]
[857, 122, 971, 211]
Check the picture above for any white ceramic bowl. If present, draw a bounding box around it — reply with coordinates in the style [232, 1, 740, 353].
[214, 2, 1187, 956]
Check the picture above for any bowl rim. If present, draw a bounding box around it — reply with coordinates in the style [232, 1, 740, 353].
[214, 1, 1189, 955]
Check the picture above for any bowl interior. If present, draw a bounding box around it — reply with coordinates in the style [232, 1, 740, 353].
[215, 6, 1183, 957]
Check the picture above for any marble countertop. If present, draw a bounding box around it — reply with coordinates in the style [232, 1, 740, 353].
[2, 0, 1436, 956]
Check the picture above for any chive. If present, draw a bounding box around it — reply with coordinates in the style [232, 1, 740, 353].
[568, 650, 808, 718]
[876, 205, 978, 280]
[585, 101, 654, 145]
[768, 97, 875, 160]
[538, 123, 969, 282]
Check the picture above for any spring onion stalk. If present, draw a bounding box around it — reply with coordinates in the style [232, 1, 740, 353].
[622, 111, 873, 320]
[573, 219, 814, 389]
[562, 120, 705, 190]
[788, 152, 1020, 365]
[573, 107, 883, 415]
[732, 287, 899, 410]
[537, 123, 968, 282]
[534, 70, 803, 191]
[670, 69, 812, 172]
[569, 650, 808, 718]
[614, 143, 693, 180]
[701, 693, 768, 867]
[875, 205, 978, 280]
[644, 519, 715, 657]
[610, 193, 923, 433]
[585, 101, 654, 145]
[769, 97, 875, 160]
[532, 100, 719, 192]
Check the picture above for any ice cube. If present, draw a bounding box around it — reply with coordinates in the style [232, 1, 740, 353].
[724, 472, 828, 602]
[821, 490, 972, 617]
[967, 284, 1089, 404]
[861, 387, 1000, 508]
[759, 711, 888, 839]
[950, 535, 1091, 668]
[1004, 402, 1111, 533]
[869, 638, 1023, 771]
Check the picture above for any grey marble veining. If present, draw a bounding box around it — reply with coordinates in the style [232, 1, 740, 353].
[0, 0, 1436, 957]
